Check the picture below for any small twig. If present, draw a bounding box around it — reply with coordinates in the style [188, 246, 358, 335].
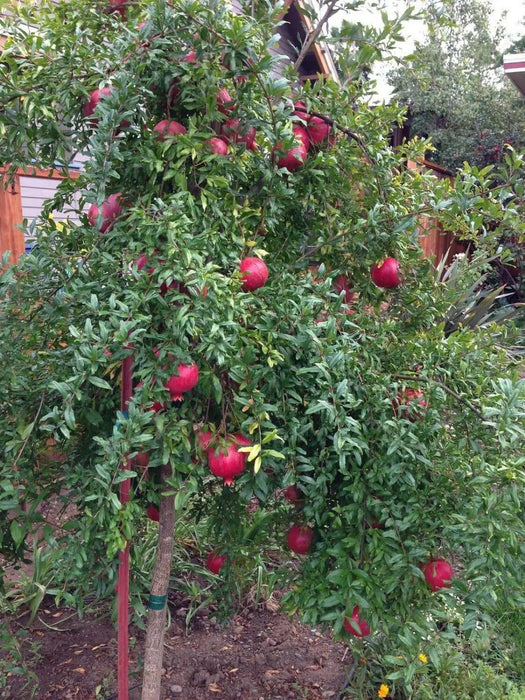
[12, 392, 46, 469]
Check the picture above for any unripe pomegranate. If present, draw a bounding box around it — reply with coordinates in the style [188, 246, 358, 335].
[207, 437, 248, 486]
[423, 559, 454, 592]
[87, 192, 123, 233]
[205, 136, 228, 155]
[153, 119, 187, 141]
[206, 551, 227, 574]
[287, 524, 313, 554]
[276, 126, 309, 171]
[239, 257, 268, 292]
[165, 362, 199, 401]
[343, 606, 370, 637]
[370, 258, 401, 289]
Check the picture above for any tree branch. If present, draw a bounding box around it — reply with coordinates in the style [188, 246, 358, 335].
[294, 0, 340, 73]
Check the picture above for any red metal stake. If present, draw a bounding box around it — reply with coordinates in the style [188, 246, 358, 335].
[118, 352, 133, 700]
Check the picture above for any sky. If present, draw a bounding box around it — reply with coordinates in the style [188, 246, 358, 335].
[337, 0, 525, 101]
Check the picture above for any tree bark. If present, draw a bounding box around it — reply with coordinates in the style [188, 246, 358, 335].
[141, 464, 176, 700]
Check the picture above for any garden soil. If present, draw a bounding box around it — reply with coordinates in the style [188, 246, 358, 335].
[2, 593, 352, 699]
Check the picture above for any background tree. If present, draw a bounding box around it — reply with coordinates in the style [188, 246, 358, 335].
[389, 0, 525, 171]
[0, 0, 524, 697]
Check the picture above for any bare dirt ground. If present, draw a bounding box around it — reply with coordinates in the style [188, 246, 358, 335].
[2, 594, 352, 699]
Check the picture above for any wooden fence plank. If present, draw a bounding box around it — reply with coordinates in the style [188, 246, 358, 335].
[0, 175, 25, 263]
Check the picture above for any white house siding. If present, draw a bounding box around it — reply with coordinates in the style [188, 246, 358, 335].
[20, 175, 82, 242]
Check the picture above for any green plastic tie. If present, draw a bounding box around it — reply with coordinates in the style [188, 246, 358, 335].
[147, 593, 168, 610]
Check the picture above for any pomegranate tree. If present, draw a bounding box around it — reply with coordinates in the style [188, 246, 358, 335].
[2, 3, 524, 698]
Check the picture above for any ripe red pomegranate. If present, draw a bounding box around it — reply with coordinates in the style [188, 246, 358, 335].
[205, 136, 228, 155]
[333, 275, 356, 304]
[135, 253, 156, 275]
[370, 258, 401, 288]
[287, 524, 313, 554]
[207, 436, 249, 486]
[293, 100, 308, 120]
[206, 551, 227, 574]
[233, 433, 251, 448]
[393, 388, 427, 419]
[105, 0, 128, 19]
[195, 428, 213, 451]
[216, 87, 235, 114]
[146, 504, 159, 522]
[165, 362, 199, 401]
[423, 559, 454, 591]
[83, 86, 113, 119]
[306, 114, 331, 144]
[276, 126, 309, 171]
[181, 50, 198, 64]
[283, 485, 304, 507]
[153, 119, 187, 141]
[239, 257, 268, 292]
[221, 119, 257, 151]
[343, 606, 370, 637]
[136, 380, 167, 413]
[87, 192, 123, 233]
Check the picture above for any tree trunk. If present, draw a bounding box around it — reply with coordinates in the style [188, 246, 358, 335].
[141, 463, 176, 700]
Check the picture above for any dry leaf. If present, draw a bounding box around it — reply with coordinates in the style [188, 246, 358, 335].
[264, 669, 280, 676]
[229, 668, 239, 674]
[73, 668, 85, 674]
[208, 683, 221, 692]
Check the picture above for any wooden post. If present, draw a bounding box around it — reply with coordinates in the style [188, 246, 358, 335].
[0, 175, 25, 263]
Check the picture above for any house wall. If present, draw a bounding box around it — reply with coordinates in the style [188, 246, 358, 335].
[20, 175, 82, 232]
